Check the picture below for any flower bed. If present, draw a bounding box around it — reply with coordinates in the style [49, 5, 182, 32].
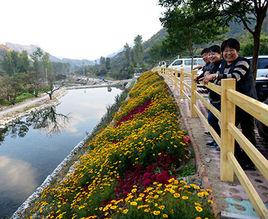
[28, 71, 214, 218]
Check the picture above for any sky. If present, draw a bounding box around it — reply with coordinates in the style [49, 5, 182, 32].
[0, 0, 164, 60]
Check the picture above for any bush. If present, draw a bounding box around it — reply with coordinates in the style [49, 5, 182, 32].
[15, 92, 35, 103]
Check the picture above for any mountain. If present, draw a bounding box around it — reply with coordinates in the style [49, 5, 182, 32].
[2, 42, 94, 67]
[5, 42, 39, 55]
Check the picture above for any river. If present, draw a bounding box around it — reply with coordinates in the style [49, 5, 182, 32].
[0, 87, 122, 218]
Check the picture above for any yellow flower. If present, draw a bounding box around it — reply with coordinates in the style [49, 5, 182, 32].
[168, 178, 174, 183]
[195, 206, 203, 212]
[159, 205, 165, 210]
[131, 188, 137, 193]
[139, 193, 145, 197]
[130, 201, 137, 206]
[163, 214, 169, 218]
[122, 209, 128, 214]
[110, 205, 117, 210]
[153, 210, 161, 215]
[174, 193, 180, 198]
[194, 185, 200, 190]
[208, 199, 214, 204]
[182, 196, 189, 200]
[144, 208, 150, 213]
[169, 189, 175, 194]
[197, 192, 204, 197]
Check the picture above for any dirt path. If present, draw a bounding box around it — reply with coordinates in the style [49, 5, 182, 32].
[0, 89, 67, 127]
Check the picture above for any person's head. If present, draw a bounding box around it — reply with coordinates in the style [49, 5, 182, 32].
[208, 45, 221, 63]
[201, 48, 210, 63]
[221, 38, 240, 64]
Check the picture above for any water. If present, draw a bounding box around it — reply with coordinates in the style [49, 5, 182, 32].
[0, 87, 121, 217]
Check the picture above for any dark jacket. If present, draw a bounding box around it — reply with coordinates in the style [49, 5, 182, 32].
[209, 61, 222, 103]
[196, 62, 213, 81]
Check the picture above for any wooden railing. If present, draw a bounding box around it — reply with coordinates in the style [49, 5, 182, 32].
[153, 66, 268, 219]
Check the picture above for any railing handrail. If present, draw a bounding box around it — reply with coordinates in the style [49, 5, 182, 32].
[155, 66, 268, 219]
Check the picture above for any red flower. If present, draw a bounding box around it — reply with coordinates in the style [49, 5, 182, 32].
[143, 178, 152, 187]
[155, 170, 170, 184]
[116, 99, 152, 126]
[143, 172, 153, 179]
[183, 135, 191, 143]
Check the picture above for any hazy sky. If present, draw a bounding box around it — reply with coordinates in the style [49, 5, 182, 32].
[0, 0, 164, 60]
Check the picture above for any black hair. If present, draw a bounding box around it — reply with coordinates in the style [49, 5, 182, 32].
[201, 48, 210, 55]
[221, 38, 240, 52]
[209, 45, 221, 54]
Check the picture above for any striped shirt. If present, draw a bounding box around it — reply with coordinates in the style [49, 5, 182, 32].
[215, 59, 249, 84]
[215, 57, 256, 98]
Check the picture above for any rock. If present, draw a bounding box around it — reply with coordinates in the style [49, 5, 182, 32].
[205, 157, 211, 163]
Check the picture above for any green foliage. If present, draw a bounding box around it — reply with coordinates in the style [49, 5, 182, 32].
[1, 50, 30, 75]
[133, 35, 144, 67]
[160, 1, 226, 56]
[189, 0, 268, 79]
[240, 33, 268, 56]
[15, 92, 35, 103]
[178, 162, 196, 177]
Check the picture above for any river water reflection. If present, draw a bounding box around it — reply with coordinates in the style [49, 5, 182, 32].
[0, 87, 121, 217]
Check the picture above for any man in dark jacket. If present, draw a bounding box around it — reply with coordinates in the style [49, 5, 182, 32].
[195, 48, 212, 82]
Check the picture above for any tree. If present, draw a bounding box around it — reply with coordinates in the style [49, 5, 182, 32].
[240, 33, 268, 56]
[105, 57, 111, 71]
[18, 50, 30, 73]
[148, 40, 167, 64]
[123, 43, 132, 67]
[0, 75, 23, 104]
[159, 1, 225, 62]
[2, 51, 19, 75]
[30, 47, 44, 96]
[132, 35, 144, 67]
[190, 0, 268, 79]
[42, 52, 53, 83]
[97, 56, 107, 77]
[1, 50, 29, 74]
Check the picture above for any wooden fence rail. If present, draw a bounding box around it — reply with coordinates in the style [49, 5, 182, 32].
[152, 66, 268, 219]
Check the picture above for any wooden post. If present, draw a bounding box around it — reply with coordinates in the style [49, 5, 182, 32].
[180, 67, 184, 98]
[220, 79, 236, 182]
[191, 70, 197, 117]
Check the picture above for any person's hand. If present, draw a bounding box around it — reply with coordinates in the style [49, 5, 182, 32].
[203, 74, 217, 85]
[193, 65, 202, 70]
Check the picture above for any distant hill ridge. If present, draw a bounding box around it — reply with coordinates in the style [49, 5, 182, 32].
[0, 42, 94, 67]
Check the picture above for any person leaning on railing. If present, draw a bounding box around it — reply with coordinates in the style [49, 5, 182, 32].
[201, 45, 223, 150]
[194, 48, 213, 83]
[203, 38, 257, 170]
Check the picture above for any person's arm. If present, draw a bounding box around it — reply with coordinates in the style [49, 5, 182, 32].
[193, 65, 202, 70]
[217, 59, 249, 81]
[203, 73, 218, 84]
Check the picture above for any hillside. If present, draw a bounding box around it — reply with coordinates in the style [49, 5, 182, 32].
[0, 42, 94, 67]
